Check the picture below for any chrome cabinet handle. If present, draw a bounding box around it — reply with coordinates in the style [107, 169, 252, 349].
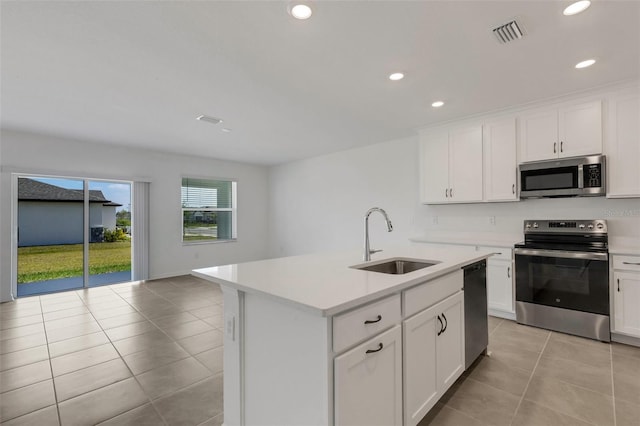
[364, 315, 382, 325]
[450, 188, 453, 198]
[560, 141, 563, 152]
[617, 278, 620, 292]
[512, 184, 515, 194]
[554, 142, 557, 153]
[507, 266, 511, 278]
[622, 262, 640, 266]
[365, 343, 383, 354]
[445, 188, 449, 198]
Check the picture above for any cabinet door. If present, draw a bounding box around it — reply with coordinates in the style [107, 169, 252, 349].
[558, 100, 602, 158]
[484, 117, 518, 201]
[520, 109, 558, 162]
[403, 304, 439, 426]
[449, 126, 483, 202]
[487, 259, 514, 313]
[435, 292, 465, 393]
[420, 131, 450, 203]
[334, 325, 402, 426]
[613, 271, 640, 337]
[607, 92, 640, 197]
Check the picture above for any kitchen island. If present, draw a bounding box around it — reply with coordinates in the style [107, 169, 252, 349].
[193, 244, 491, 426]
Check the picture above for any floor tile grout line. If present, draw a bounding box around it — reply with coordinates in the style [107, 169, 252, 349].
[3, 277, 222, 425]
[38, 295, 63, 426]
[509, 331, 551, 426]
[610, 343, 617, 426]
[74, 280, 218, 425]
[72, 287, 160, 426]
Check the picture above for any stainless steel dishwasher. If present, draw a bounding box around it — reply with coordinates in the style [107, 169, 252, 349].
[463, 260, 488, 369]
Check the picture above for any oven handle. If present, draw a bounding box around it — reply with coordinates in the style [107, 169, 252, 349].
[514, 248, 608, 261]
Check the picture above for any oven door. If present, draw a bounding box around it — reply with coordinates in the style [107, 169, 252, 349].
[514, 248, 609, 315]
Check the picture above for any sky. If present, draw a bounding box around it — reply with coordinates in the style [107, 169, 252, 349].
[32, 177, 131, 211]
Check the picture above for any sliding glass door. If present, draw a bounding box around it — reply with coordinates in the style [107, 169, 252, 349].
[88, 180, 132, 286]
[17, 177, 85, 296]
[16, 175, 132, 297]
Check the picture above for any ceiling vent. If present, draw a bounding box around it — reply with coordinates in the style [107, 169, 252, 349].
[493, 19, 524, 44]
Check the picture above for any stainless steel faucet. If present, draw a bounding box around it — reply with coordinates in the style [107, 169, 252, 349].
[363, 207, 393, 261]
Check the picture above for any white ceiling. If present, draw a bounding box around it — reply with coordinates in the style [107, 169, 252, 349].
[2, 1, 639, 166]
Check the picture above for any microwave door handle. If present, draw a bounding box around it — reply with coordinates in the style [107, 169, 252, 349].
[577, 164, 584, 189]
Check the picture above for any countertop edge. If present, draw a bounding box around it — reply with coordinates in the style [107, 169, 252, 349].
[192, 252, 492, 317]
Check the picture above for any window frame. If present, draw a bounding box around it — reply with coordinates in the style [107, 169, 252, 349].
[181, 176, 238, 245]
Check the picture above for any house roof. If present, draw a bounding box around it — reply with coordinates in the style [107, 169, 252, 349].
[18, 178, 121, 206]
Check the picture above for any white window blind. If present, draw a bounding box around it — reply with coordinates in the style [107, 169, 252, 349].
[181, 178, 237, 243]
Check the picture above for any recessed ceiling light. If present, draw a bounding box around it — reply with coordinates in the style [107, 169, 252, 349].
[563, 1, 591, 16]
[221, 128, 232, 133]
[389, 72, 404, 81]
[431, 101, 445, 108]
[196, 115, 223, 125]
[289, 3, 312, 20]
[575, 59, 596, 69]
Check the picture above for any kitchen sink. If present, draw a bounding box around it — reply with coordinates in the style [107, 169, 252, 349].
[352, 258, 440, 275]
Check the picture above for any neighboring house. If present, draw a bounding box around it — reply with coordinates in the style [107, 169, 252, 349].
[18, 178, 122, 247]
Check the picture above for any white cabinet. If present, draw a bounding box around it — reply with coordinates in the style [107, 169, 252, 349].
[333, 294, 401, 353]
[486, 259, 513, 314]
[420, 126, 483, 204]
[477, 246, 514, 316]
[483, 117, 518, 201]
[520, 100, 602, 162]
[606, 91, 640, 198]
[334, 325, 403, 426]
[403, 292, 464, 426]
[612, 255, 640, 338]
[421, 131, 450, 203]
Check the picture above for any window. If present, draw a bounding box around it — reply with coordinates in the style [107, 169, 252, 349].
[181, 177, 237, 243]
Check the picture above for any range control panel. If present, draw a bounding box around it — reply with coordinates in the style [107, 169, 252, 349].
[524, 219, 607, 234]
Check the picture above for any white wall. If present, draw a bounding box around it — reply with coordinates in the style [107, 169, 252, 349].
[1, 129, 270, 302]
[268, 136, 421, 257]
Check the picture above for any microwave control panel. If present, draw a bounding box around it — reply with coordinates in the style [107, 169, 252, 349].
[583, 163, 602, 188]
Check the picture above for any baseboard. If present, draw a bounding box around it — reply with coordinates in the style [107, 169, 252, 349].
[612, 332, 640, 348]
[488, 309, 516, 321]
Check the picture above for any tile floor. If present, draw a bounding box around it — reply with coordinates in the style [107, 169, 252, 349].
[1, 275, 639, 426]
[1, 275, 223, 426]
[420, 316, 640, 426]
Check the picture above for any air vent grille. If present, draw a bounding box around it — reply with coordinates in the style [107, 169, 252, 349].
[493, 20, 524, 44]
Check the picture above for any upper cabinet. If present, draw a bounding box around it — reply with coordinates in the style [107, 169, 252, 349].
[520, 100, 602, 162]
[420, 125, 483, 204]
[483, 117, 518, 202]
[606, 91, 640, 198]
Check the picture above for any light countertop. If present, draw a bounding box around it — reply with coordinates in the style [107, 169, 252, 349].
[410, 232, 521, 248]
[609, 238, 640, 256]
[193, 243, 491, 317]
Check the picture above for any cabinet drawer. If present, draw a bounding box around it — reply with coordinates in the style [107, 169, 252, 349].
[613, 255, 640, 272]
[478, 246, 512, 262]
[333, 294, 401, 353]
[403, 270, 463, 318]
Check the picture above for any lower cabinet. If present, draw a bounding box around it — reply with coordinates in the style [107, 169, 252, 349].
[334, 325, 403, 426]
[403, 292, 464, 426]
[612, 255, 640, 338]
[487, 259, 513, 314]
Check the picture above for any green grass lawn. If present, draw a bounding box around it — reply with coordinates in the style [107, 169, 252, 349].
[18, 242, 131, 284]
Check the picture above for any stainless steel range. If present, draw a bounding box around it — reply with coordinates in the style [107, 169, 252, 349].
[514, 219, 610, 342]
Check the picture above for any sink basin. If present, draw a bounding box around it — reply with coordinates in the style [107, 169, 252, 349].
[352, 258, 440, 275]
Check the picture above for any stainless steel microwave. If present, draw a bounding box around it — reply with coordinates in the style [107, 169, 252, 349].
[519, 155, 606, 198]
